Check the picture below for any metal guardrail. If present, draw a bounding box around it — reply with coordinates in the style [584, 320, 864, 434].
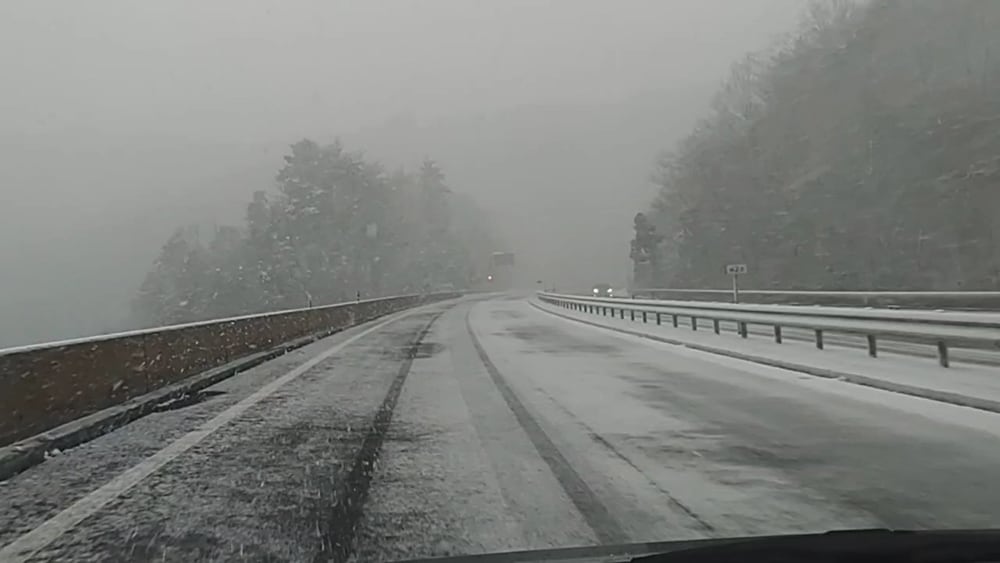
[628, 289, 1000, 310]
[0, 292, 459, 447]
[538, 292, 1000, 368]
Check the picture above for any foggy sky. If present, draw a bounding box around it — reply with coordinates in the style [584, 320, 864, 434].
[0, 0, 801, 347]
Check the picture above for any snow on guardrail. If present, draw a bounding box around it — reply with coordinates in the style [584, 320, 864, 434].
[628, 288, 1000, 310]
[538, 292, 1000, 368]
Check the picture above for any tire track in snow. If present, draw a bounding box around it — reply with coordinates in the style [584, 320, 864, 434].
[313, 312, 444, 563]
[464, 308, 628, 546]
[535, 390, 718, 536]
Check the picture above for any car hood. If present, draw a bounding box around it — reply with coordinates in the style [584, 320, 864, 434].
[393, 537, 747, 563]
[394, 530, 1000, 563]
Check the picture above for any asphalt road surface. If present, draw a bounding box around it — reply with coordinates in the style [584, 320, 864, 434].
[2, 296, 999, 562]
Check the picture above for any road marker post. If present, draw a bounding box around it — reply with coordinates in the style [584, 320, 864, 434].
[725, 263, 748, 303]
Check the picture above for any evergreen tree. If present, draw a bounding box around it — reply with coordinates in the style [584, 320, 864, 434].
[133, 140, 498, 326]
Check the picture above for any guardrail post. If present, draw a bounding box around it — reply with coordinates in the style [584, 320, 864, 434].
[691, 316, 698, 331]
[815, 330, 824, 350]
[672, 315, 678, 328]
[774, 326, 782, 343]
[630, 310, 635, 321]
[713, 319, 720, 334]
[603, 307, 607, 316]
[739, 322, 748, 338]
[937, 341, 950, 368]
[656, 312, 662, 326]
[867, 335, 878, 358]
[620, 309, 625, 320]
[642, 311, 647, 323]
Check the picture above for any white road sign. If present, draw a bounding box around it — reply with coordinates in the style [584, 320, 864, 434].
[725, 264, 748, 275]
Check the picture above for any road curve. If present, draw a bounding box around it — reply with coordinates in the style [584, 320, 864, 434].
[2, 296, 999, 562]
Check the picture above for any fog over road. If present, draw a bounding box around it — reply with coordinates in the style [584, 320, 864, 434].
[3, 296, 999, 562]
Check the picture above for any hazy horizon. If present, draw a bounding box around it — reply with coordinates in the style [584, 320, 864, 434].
[0, 1, 802, 347]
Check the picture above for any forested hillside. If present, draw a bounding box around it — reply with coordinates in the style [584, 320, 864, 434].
[132, 140, 498, 327]
[645, 0, 1000, 290]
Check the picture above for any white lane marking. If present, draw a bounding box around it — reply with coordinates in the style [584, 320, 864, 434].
[0, 308, 428, 562]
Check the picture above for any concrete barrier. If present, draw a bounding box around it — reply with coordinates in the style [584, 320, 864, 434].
[0, 293, 458, 447]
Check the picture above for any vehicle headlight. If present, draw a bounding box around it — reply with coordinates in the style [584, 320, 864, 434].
[593, 288, 599, 294]
[606, 289, 613, 295]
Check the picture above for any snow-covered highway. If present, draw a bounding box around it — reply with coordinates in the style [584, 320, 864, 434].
[2, 295, 1000, 562]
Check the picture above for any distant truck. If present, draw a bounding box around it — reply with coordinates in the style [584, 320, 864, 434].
[488, 251, 515, 289]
